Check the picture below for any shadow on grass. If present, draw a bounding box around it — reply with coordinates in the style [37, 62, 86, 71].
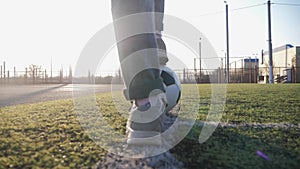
[172, 126, 300, 169]
[0, 84, 68, 107]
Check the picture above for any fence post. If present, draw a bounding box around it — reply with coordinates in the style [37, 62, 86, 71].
[25, 68, 28, 84]
[250, 63, 252, 83]
[35, 68, 38, 82]
[33, 68, 35, 84]
[44, 69, 47, 83]
[7, 70, 9, 83]
[234, 61, 237, 83]
[60, 69, 63, 84]
[14, 67, 16, 79]
[254, 64, 257, 83]
[242, 59, 244, 83]
[3, 61, 6, 79]
[218, 67, 221, 83]
[292, 66, 295, 83]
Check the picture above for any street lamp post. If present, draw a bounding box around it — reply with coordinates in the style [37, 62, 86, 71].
[225, 1, 230, 83]
[221, 50, 227, 79]
[267, 0, 273, 83]
[199, 37, 202, 82]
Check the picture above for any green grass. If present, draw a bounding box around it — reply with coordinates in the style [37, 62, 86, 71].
[174, 127, 299, 169]
[0, 84, 299, 168]
[0, 100, 106, 168]
[197, 84, 300, 124]
[180, 84, 300, 169]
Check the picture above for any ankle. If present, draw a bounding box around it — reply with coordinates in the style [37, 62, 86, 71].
[136, 98, 149, 106]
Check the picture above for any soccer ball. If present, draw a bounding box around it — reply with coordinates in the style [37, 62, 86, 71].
[160, 66, 181, 112]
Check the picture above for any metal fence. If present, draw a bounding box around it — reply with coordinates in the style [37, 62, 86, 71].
[0, 66, 299, 84]
[0, 68, 71, 84]
[175, 66, 299, 84]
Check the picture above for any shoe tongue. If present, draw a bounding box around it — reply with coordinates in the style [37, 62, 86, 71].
[137, 102, 151, 111]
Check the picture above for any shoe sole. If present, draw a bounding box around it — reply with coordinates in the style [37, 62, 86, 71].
[127, 131, 162, 146]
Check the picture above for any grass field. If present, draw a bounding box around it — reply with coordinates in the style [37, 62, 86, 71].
[0, 84, 299, 168]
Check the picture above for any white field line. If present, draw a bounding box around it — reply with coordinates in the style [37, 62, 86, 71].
[191, 121, 300, 129]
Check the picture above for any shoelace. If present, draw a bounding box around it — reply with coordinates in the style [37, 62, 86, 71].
[137, 102, 151, 111]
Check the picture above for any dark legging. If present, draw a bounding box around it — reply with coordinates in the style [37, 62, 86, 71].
[111, 0, 168, 100]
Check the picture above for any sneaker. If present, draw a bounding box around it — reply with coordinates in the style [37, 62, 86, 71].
[126, 93, 167, 146]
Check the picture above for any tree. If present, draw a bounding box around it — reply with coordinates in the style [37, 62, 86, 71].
[291, 55, 296, 67]
[264, 61, 279, 76]
[68, 66, 72, 80]
[27, 64, 43, 79]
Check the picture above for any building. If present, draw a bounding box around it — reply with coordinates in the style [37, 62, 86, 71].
[259, 44, 300, 83]
[243, 58, 259, 83]
[227, 57, 259, 83]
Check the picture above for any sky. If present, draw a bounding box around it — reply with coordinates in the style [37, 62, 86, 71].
[0, 0, 300, 75]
